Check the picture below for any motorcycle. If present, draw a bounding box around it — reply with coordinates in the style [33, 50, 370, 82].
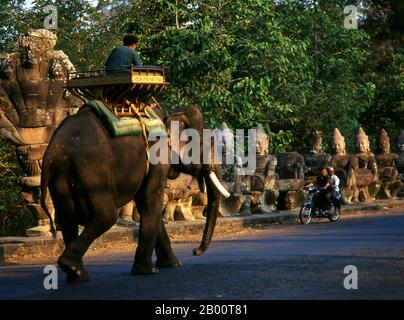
[299, 185, 341, 225]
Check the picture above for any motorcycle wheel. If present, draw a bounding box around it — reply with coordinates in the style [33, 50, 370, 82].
[299, 205, 312, 225]
[328, 206, 340, 222]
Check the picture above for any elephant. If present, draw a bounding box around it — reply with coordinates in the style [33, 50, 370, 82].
[40, 103, 228, 282]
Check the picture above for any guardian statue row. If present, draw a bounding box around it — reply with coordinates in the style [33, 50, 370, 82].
[219, 126, 404, 216]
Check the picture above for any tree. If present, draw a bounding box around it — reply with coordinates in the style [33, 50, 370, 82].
[361, 0, 404, 143]
[0, 0, 27, 52]
[275, 0, 374, 152]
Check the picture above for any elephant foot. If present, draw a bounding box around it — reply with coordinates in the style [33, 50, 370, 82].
[193, 247, 206, 256]
[155, 257, 182, 268]
[58, 255, 89, 282]
[66, 272, 90, 283]
[131, 263, 159, 275]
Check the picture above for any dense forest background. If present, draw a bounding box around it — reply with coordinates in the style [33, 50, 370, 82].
[0, 0, 403, 234]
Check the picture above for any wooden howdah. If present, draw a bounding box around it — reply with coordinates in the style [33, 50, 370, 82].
[67, 66, 169, 106]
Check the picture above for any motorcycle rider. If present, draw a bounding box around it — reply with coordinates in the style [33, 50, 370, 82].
[305, 167, 332, 210]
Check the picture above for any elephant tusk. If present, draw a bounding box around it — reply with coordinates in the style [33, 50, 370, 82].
[208, 171, 230, 198]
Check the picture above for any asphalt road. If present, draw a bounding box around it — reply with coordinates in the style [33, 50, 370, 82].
[1, 209, 404, 300]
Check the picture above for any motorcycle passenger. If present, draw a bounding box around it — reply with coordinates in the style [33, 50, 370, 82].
[306, 167, 332, 210]
[328, 167, 341, 209]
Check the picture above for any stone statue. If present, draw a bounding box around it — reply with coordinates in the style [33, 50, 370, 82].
[219, 124, 279, 214]
[220, 123, 242, 185]
[276, 151, 307, 180]
[395, 130, 404, 197]
[374, 129, 402, 198]
[309, 130, 324, 154]
[329, 128, 358, 203]
[218, 123, 246, 215]
[354, 127, 380, 201]
[163, 174, 206, 221]
[304, 130, 331, 178]
[275, 151, 307, 210]
[0, 29, 81, 235]
[397, 130, 404, 172]
[248, 125, 279, 213]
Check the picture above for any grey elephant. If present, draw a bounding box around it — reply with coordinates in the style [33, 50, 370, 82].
[40, 103, 229, 282]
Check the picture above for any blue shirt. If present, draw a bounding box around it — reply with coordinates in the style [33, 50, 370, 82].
[105, 45, 143, 73]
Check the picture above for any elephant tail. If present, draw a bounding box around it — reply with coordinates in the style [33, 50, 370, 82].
[40, 158, 57, 239]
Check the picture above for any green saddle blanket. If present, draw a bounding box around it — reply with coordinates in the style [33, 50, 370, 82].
[84, 100, 167, 138]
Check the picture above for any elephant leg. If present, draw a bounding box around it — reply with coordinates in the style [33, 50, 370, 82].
[155, 217, 182, 268]
[60, 222, 79, 246]
[58, 194, 118, 282]
[131, 198, 161, 274]
[49, 176, 78, 245]
[132, 172, 167, 275]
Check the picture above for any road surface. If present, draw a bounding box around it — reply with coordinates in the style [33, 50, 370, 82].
[1, 209, 404, 300]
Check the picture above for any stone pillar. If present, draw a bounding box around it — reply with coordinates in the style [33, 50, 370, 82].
[0, 29, 81, 236]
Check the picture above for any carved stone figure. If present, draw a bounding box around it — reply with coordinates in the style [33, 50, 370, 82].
[396, 130, 404, 197]
[276, 151, 307, 180]
[354, 127, 380, 201]
[247, 125, 279, 213]
[218, 123, 246, 215]
[163, 174, 206, 221]
[329, 128, 358, 203]
[0, 29, 81, 235]
[275, 151, 306, 210]
[304, 130, 331, 178]
[374, 129, 402, 198]
[397, 130, 404, 172]
[219, 124, 279, 214]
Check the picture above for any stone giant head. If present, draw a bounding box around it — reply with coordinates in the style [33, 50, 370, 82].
[331, 128, 346, 155]
[396, 130, 404, 153]
[255, 125, 269, 156]
[19, 29, 57, 69]
[309, 130, 323, 154]
[355, 127, 370, 153]
[376, 129, 391, 154]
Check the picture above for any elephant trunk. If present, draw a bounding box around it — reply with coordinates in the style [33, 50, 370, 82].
[193, 165, 223, 256]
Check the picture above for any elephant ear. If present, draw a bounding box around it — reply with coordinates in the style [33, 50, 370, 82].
[167, 106, 205, 133]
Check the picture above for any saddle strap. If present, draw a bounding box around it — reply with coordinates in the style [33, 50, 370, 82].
[125, 99, 151, 176]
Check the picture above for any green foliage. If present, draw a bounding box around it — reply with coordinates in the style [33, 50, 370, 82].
[0, 0, 29, 52]
[0, 140, 35, 236]
[276, 1, 374, 153]
[0, 0, 403, 149]
[360, 0, 404, 144]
